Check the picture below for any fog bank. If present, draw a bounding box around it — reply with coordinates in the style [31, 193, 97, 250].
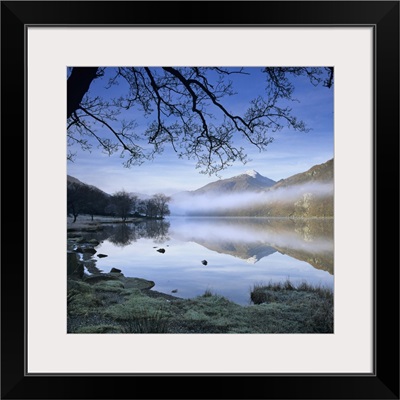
[170, 182, 334, 216]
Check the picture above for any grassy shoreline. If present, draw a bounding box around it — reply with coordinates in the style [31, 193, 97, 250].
[67, 275, 333, 334]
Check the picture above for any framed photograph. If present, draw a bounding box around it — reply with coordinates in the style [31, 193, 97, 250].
[2, 1, 399, 398]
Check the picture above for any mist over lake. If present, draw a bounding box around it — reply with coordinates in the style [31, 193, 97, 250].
[170, 182, 334, 216]
[79, 217, 333, 305]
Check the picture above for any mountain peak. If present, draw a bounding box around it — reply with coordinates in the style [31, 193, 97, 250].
[244, 169, 259, 178]
[236, 169, 275, 186]
[184, 169, 276, 196]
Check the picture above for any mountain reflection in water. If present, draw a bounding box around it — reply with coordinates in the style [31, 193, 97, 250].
[89, 217, 333, 305]
[169, 217, 333, 273]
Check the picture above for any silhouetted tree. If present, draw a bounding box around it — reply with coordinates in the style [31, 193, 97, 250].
[67, 178, 110, 222]
[84, 186, 109, 221]
[145, 220, 171, 243]
[108, 224, 135, 246]
[138, 198, 158, 218]
[111, 190, 136, 221]
[152, 193, 171, 218]
[67, 182, 86, 223]
[67, 67, 333, 175]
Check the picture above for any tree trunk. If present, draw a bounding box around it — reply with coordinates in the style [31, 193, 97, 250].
[67, 67, 99, 119]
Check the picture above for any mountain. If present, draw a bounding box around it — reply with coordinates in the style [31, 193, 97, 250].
[170, 159, 334, 218]
[67, 176, 152, 204]
[183, 169, 276, 196]
[129, 192, 152, 201]
[272, 158, 334, 189]
[67, 175, 84, 185]
[258, 159, 334, 218]
[67, 175, 110, 197]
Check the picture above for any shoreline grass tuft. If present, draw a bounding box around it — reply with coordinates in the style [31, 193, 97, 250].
[250, 279, 333, 333]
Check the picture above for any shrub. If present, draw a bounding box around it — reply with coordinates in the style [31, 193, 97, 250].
[202, 289, 213, 297]
[249, 279, 333, 333]
[119, 308, 169, 333]
[106, 295, 171, 333]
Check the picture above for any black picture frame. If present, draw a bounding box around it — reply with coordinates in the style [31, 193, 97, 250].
[2, 1, 399, 399]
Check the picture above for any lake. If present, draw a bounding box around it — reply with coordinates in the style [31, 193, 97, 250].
[80, 217, 334, 306]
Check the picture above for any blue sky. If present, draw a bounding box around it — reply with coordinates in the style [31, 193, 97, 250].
[67, 67, 333, 196]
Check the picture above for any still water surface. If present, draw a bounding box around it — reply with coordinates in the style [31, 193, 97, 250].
[84, 217, 333, 305]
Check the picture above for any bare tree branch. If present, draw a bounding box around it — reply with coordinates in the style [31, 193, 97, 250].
[67, 66, 333, 175]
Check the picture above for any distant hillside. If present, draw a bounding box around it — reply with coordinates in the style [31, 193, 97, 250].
[258, 159, 334, 218]
[129, 192, 152, 201]
[67, 175, 110, 197]
[67, 175, 83, 185]
[272, 158, 334, 189]
[188, 169, 276, 195]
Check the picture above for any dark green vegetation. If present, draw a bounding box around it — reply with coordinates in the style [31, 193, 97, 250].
[67, 268, 333, 334]
[250, 280, 333, 333]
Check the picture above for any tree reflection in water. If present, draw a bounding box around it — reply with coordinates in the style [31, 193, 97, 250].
[104, 220, 170, 247]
